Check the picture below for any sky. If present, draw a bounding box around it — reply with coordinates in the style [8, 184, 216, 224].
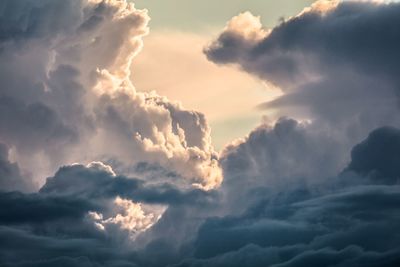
[1, 0, 400, 267]
[130, 0, 313, 149]
[133, 0, 314, 30]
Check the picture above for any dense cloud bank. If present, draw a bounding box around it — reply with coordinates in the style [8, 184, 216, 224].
[1, 130, 400, 266]
[1, 0, 400, 266]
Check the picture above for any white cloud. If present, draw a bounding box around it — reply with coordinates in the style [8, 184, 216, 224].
[0, 0, 222, 189]
[89, 197, 165, 239]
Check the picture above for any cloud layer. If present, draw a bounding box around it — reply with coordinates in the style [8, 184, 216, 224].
[1, 0, 400, 266]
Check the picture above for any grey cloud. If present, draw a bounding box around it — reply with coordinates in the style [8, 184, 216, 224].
[195, 117, 400, 267]
[0, 191, 95, 225]
[219, 117, 346, 214]
[173, 185, 400, 267]
[0, 162, 219, 267]
[0, 96, 78, 152]
[2, 130, 400, 267]
[0, 143, 33, 192]
[205, 1, 400, 89]
[40, 162, 218, 207]
[205, 1, 400, 138]
[2, 0, 400, 266]
[345, 126, 400, 184]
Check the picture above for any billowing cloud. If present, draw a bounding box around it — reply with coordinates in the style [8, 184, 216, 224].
[170, 122, 400, 267]
[0, 161, 220, 266]
[205, 0, 400, 137]
[2, 0, 400, 266]
[175, 184, 400, 267]
[219, 117, 346, 213]
[0, 0, 221, 190]
[3, 132, 400, 266]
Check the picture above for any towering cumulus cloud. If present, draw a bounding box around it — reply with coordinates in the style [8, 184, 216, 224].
[1, 0, 400, 266]
[0, 0, 221, 190]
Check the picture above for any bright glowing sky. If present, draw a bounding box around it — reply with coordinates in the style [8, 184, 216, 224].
[131, 0, 314, 149]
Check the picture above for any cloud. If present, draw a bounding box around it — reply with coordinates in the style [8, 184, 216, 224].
[205, 0, 400, 89]
[2, 0, 400, 266]
[2, 126, 400, 266]
[0, 143, 33, 192]
[0, 161, 219, 266]
[218, 117, 347, 213]
[130, 30, 277, 149]
[0, 0, 222, 189]
[205, 0, 400, 138]
[345, 126, 400, 184]
[202, 6, 400, 254]
[172, 184, 400, 267]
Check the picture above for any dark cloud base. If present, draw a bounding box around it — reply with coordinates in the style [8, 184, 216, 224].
[1, 125, 400, 267]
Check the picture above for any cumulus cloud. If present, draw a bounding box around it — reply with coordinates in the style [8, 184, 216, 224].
[0, 161, 219, 266]
[2, 0, 400, 266]
[0, 0, 221, 189]
[205, 0, 400, 137]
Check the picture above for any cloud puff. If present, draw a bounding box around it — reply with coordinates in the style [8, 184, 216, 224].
[0, 0, 221, 189]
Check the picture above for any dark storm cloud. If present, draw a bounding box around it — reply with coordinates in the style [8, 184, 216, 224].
[0, 191, 95, 224]
[173, 185, 400, 267]
[345, 126, 400, 184]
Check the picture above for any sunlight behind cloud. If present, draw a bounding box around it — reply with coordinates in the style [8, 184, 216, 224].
[131, 31, 280, 149]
